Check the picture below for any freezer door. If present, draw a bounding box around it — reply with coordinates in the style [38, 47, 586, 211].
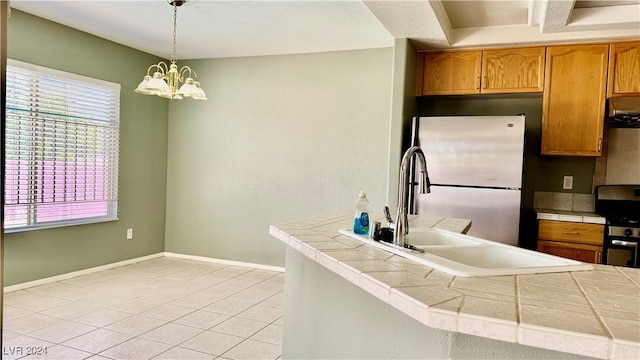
[416, 186, 521, 245]
[416, 116, 525, 188]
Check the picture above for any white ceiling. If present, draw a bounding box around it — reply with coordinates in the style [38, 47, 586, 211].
[9, 0, 640, 60]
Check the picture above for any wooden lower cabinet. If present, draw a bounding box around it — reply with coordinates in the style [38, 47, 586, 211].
[537, 220, 604, 264]
[537, 240, 602, 263]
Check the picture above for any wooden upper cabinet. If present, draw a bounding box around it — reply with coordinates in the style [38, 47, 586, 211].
[417, 47, 545, 96]
[481, 47, 545, 93]
[541, 44, 609, 156]
[418, 50, 482, 95]
[607, 41, 640, 97]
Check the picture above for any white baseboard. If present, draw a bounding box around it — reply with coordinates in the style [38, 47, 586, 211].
[3, 253, 165, 293]
[4, 252, 284, 293]
[163, 252, 285, 272]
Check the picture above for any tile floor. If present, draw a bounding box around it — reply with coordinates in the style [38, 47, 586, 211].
[2, 256, 285, 359]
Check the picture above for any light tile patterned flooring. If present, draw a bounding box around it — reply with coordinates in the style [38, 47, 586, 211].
[2, 256, 285, 359]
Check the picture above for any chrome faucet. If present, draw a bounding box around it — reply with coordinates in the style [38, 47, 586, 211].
[393, 146, 430, 248]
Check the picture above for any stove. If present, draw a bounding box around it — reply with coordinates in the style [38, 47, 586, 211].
[595, 185, 640, 268]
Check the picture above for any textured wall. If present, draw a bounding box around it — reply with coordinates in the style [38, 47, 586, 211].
[164, 48, 393, 266]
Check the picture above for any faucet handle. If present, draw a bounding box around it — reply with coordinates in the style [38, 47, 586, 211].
[383, 206, 394, 226]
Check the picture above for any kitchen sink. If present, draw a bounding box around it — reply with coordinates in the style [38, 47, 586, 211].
[338, 228, 594, 277]
[404, 228, 483, 247]
[423, 246, 572, 269]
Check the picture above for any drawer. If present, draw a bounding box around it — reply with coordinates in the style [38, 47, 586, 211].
[538, 220, 604, 245]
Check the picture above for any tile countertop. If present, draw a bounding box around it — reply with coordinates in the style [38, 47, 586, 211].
[270, 210, 640, 360]
[536, 209, 606, 224]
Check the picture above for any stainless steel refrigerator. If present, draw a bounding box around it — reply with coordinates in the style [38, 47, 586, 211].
[409, 115, 525, 245]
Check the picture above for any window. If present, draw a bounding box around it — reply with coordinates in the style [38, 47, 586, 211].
[4, 59, 120, 232]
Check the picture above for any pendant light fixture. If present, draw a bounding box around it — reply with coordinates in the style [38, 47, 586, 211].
[135, 0, 206, 100]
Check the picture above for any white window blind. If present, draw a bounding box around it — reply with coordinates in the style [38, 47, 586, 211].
[4, 59, 120, 231]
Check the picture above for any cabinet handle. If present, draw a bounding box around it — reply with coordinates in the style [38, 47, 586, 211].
[476, 77, 480, 90]
[597, 251, 602, 264]
[611, 240, 637, 247]
[482, 76, 487, 89]
[562, 231, 580, 235]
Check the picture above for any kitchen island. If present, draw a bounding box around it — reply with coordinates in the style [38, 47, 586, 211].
[270, 210, 640, 360]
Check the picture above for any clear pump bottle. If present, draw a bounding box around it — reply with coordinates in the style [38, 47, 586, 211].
[353, 191, 370, 234]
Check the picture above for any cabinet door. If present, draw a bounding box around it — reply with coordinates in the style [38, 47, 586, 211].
[420, 51, 482, 95]
[481, 47, 545, 94]
[541, 44, 608, 156]
[608, 42, 640, 97]
[537, 240, 602, 264]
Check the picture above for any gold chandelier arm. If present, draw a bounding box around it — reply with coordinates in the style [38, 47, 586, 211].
[146, 62, 169, 77]
[190, 68, 198, 81]
[179, 66, 197, 80]
[158, 62, 170, 74]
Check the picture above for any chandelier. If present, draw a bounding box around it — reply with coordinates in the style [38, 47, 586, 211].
[135, 0, 207, 100]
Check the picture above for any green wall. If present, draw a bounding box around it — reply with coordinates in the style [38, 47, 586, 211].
[386, 38, 418, 209]
[4, 10, 169, 285]
[164, 48, 393, 267]
[4, 9, 395, 282]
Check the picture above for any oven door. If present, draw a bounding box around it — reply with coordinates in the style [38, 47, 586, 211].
[605, 238, 639, 267]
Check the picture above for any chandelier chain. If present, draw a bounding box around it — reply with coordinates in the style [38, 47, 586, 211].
[171, 2, 178, 63]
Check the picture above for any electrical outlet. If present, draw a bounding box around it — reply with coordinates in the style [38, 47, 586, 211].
[563, 176, 573, 190]
[126, 228, 133, 240]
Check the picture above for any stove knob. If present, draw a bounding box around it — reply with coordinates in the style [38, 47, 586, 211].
[624, 228, 633, 237]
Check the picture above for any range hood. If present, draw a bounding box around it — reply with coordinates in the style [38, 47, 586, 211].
[608, 96, 640, 127]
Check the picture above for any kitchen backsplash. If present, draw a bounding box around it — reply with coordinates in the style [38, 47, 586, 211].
[533, 191, 595, 212]
[605, 128, 640, 185]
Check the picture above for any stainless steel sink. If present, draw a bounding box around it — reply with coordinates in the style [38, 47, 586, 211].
[338, 228, 594, 277]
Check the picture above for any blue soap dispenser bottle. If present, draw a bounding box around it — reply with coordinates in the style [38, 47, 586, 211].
[353, 191, 370, 234]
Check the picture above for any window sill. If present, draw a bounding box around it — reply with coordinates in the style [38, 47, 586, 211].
[4, 217, 120, 234]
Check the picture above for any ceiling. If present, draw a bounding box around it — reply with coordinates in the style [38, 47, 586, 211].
[9, 0, 640, 60]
